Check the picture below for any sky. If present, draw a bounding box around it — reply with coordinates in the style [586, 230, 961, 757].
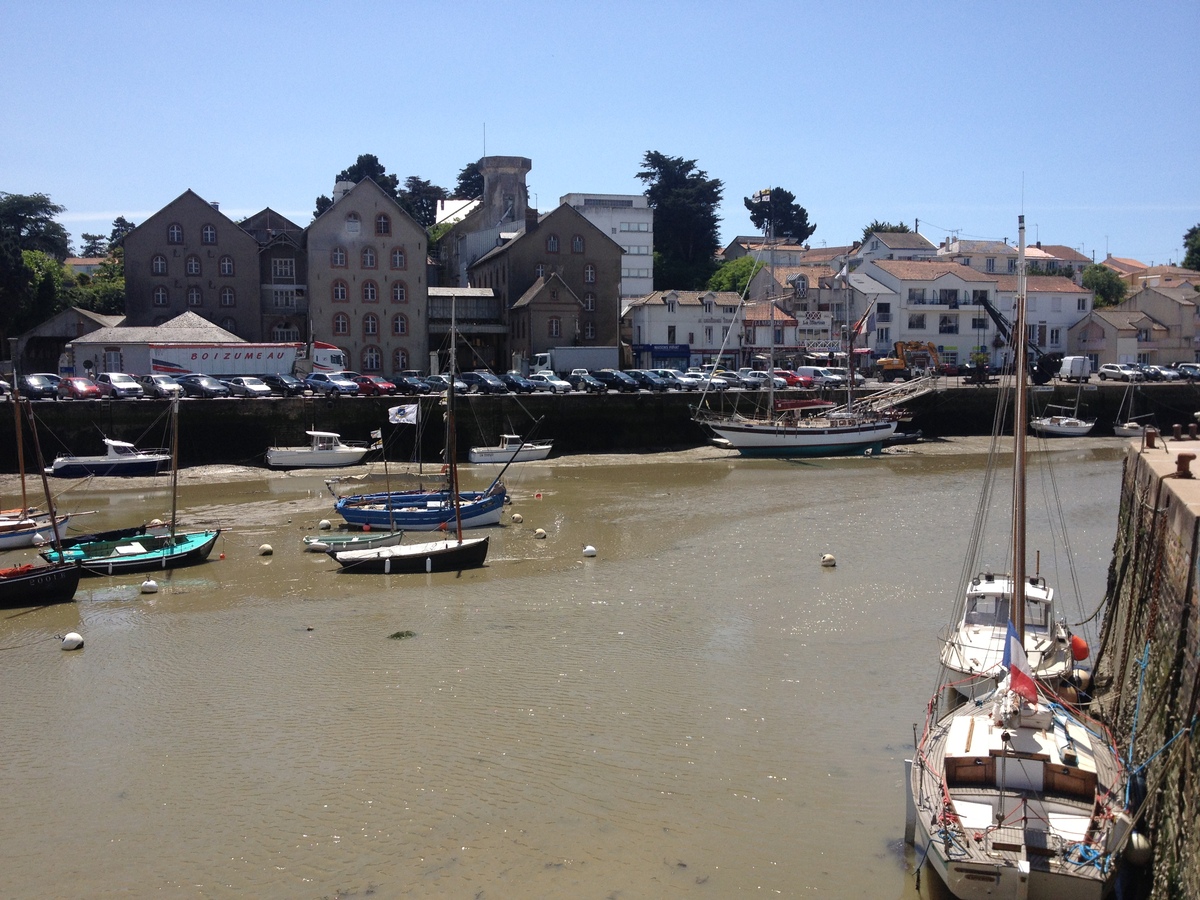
[4, 1, 1197, 267]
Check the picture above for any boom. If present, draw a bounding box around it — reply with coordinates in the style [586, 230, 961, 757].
[974, 293, 1062, 385]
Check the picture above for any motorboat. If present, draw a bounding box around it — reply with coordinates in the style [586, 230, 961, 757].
[45, 438, 171, 478]
[302, 529, 404, 553]
[266, 431, 369, 469]
[468, 434, 553, 464]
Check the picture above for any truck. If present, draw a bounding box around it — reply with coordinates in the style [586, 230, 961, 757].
[874, 342, 941, 382]
[529, 346, 620, 377]
[1057, 356, 1091, 383]
[148, 341, 346, 378]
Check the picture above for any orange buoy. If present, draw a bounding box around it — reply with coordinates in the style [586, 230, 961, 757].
[1070, 634, 1090, 661]
[363, 524, 371, 532]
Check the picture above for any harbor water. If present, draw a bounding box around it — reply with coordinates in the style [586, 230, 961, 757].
[0, 439, 1127, 898]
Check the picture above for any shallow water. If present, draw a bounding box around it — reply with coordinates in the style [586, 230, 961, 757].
[0, 442, 1126, 898]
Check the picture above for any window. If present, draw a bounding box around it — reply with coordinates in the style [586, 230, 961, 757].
[390, 247, 406, 270]
[704, 326, 712, 343]
[1078, 297, 1088, 311]
[272, 322, 300, 341]
[584, 321, 595, 339]
[331, 247, 346, 267]
[688, 332, 695, 344]
[546, 234, 559, 253]
[375, 214, 391, 236]
[186, 255, 201, 276]
[1051, 296, 1062, 312]
[938, 315, 959, 334]
[362, 346, 382, 372]
[938, 289, 960, 305]
[877, 301, 892, 322]
[391, 282, 407, 303]
[877, 327, 890, 344]
[167, 223, 183, 244]
[702, 301, 713, 314]
[583, 292, 596, 311]
[1050, 327, 1061, 346]
[393, 348, 408, 372]
[153, 286, 168, 306]
[549, 317, 561, 338]
[272, 258, 295, 279]
[332, 280, 348, 302]
[666, 300, 675, 313]
[584, 264, 596, 284]
[151, 255, 167, 275]
[219, 316, 236, 332]
[333, 313, 350, 336]
[202, 224, 217, 245]
[535, 263, 545, 278]
[220, 287, 236, 307]
[362, 280, 378, 302]
[346, 212, 360, 235]
[364, 313, 379, 336]
[667, 325, 676, 343]
[219, 256, 234, 276]
[971, 290, 989, 305]
[392, 314, 408, 335]
[908, 314, 926, 329]
[550, 289, 558, 301]
[986, 258, 995, 272]
[571, 235, 584, 253]
[1008, 259, 1017, 273]
[187, 286, 202, 307]
[960, 258, 971, 267]
[971, 317, 988, 330]
[908, 288, 926, 302]
[272, 289, 295, 309]
[361, 247, 376, 268]
[774, 327, 784, 345]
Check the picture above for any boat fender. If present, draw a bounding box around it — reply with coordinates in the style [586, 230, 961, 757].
[141, 579, 158, 594]
[511, 513, 523, 524]
[820, 553, 836, 567]
[259, 544, 273, 556]
[306, 541, 330, 553]
[1070, 634, 1090, 661]
[534, 528, 547, 539]
[31, 532, 46, 546]
[1127, 830, 1152, 867]
[582, 545, 597, 557]
[318, 519, 332, 531]
[61, 632, 84, 651]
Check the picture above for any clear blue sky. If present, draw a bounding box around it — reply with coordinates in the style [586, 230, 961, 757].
[5, 1, 1197, 266]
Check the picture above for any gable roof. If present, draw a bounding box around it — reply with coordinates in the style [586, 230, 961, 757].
[511, 273, 582, 310]
[626, 290, 743, 309]
[995, 274, 1090, 294]
[70, 311, 245, 345]
[868, 231, 937, 251]
[1035, 244, 1091, 264]
[469, 201, 624, 269]
[871, 259, 996, 282]
[1102, 255, 1147, 276]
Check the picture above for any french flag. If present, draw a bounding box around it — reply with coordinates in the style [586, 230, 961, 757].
[1003, 621, 1039, 704]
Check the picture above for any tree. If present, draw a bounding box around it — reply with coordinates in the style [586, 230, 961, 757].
[637, 151, 723, 290]
[313, 153, 401, 218]
[707, 256, 764, 295]
[860, 220, 910, 243]
[1183, 224, 1200, 271]
[743, 187, 816, 244]
[454, 161, 484, 199]
[80, 233, 108, 257]
[0, 192, 72, 260]
[108, 216, 136, 246]
[73, 247, 126, 315]
[1082, 263, 1128, 308]
[398, 176, 448, 228]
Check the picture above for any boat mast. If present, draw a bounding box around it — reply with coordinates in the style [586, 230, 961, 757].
[10, 381, 29, 513]
[169, 395, 180, 544]
[1012, 216, 1028, 640]
[22, 399, 66, 552]
[448, 294, 464, 542]
[756, 189, 775, 412]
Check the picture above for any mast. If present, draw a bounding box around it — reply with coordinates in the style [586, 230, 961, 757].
[1012, 216, 1028, 639]
[169, 395, 180, 544]
[11, 382, 29, 513]
[448, 294, 464, 542]
[23, 399, 66, 552]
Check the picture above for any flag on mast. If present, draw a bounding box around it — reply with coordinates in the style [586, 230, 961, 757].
[1003, 620, 1039, 704]
[388, 404, 418, 425]
[851, 300, 877, 337]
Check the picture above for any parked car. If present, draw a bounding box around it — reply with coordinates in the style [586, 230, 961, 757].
[500, 372, 536, 394]
[794, 366, 846, 386]
[713, 370, 750, 389]
[589, 368, 639, 393]
[527, 372, 573, 393]
[17, 373, 58, 399]
[566, 370, 607, 393]
[395, 374, 432, 395]
[303, 371, 360, 396]
[261, 373, 310, 396]
[697, 373, 730, 391]
[1097, 363, 1144, 382]
[57, 376, 102, 400]
[627, 369, 670, 392]
[94, 371, 144, 399]
[741, 370, 786, 390]
[177, 373, 232, 398]
[223, 376, 273, 398]
[353, 375, 399, 396]
[425, 374, 468, 393]
[650, 368, 701, 391]
[1146, 365, 1180, 382]
[136, 374, 184, 398]
[822, 367, 865, 386]
[459, 371, 508, 394]
[1174, 362, 1200, 381]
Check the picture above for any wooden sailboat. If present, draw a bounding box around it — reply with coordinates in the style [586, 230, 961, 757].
[0, 395, 80, 609]
[331, 298, 490, 574]
[906, 218, 1132, 899]
[39, 397, 221, 576]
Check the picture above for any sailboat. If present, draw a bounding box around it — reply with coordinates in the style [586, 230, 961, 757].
[906, 217, 1131, 899]
[0, 396, 80, 609]
[0, 390, 70, 550]
[39, 398, 221, 576]
[1112, 384, 1152, 438]
[1029, 379, 1095, 437]
[330, 298, 490, 573]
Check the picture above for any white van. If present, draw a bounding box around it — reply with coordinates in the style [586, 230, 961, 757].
[795, 366, 846, 386]
[1058, 356, 1091, 383]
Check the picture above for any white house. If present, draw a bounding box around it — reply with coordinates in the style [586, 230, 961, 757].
[560, 193, 653, 299]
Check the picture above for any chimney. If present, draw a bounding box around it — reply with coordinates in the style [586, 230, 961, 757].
[525, 207, 539, 232]
[333, 180, 354, 201]
[210, 201, 220, 210]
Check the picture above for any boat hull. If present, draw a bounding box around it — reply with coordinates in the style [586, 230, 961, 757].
[708, 418, 897, 457]
[335, 490, 505, 531]
[46, 455, 171, 478]
[468, 443, 553, 464]
[266, 447, 368, 469]
[332, 536, 490, 574]
[1030, 417, 1095, 437]
[41, 529, 221, 577]
[0, 514, 70, 551]
[0, 562, 81, 608]
[302, 530, 404, 552]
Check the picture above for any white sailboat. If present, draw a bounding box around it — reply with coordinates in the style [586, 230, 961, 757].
[1030, 381, 1095, 437]
[1112, 384, 1152, 438]
[906, 217, 1133, 899]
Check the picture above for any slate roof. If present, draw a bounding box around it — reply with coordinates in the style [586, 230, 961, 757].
[71, 311, 244, 345]
[869, 231, 937, 251]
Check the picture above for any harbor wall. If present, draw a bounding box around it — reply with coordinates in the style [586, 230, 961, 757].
[4, 381, 1200, 472]
[1094, 439, 1200, 899]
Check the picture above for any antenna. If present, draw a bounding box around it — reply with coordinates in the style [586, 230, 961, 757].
[483, 123, 486, 157]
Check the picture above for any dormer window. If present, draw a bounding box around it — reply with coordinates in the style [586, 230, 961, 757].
[666, 300, 676, 313]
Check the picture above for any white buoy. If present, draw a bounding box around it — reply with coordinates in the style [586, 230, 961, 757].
[61, 632, 84, 651]
[318, 519, 332, 531]
[31, 532, 46, 546]
[306, 541, 330, 553]
[582, 545, 597, 557]
[149, 518, 164, 527]
[511, 513, 524, 524]
[259, 544, 273, 556]
[534, 528, 547, 539]
[141, 578, 159, 594]
[820, 553, 836, 567]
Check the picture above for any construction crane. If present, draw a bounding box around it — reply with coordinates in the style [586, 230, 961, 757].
[973, 293, 1062, 385]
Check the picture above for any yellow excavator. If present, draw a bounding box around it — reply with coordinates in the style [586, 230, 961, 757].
[874, 342, 941, 382]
